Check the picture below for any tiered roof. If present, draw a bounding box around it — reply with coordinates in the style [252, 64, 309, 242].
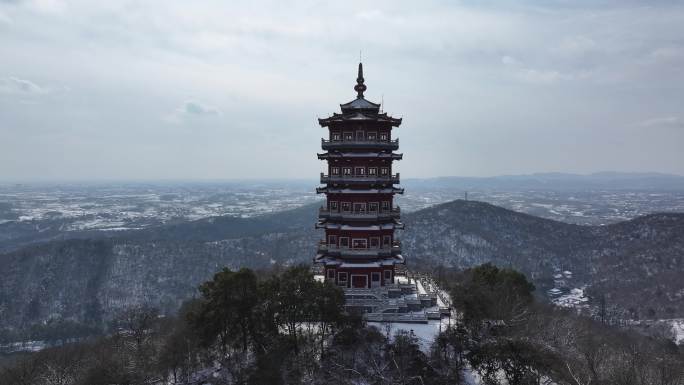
[315, 63, 406, 270]
[318, 111, 401, 127]
[318, 63, 402, 127]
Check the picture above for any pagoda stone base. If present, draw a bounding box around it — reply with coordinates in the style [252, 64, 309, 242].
[342, 274, 452, 324]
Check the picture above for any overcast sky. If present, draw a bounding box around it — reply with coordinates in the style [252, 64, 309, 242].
[1, 0, 683, 180]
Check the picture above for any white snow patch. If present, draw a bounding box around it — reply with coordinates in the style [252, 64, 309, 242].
[368, 318, 455, 352]
[552, 286, 589, 309]
[671, 319, 684, 345]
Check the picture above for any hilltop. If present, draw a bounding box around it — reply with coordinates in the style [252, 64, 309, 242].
[1, 200, 683, 334]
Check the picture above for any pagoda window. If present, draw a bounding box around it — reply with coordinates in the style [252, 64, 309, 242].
[381, 167, 389, 176]
[371, 272, 381, 287]
[353, 203, 366, 213]
[383, 235, 392, 247]
[384, 270, 392, 281]
[380, 133, 388, 140]
[332, 133, 341, 141]
[331, 167, 339, 175]
[343, 132, 353, 141]
[355, 167, 366, 175]
[343, 167, 352, 175]
[352, 238, 367, 249]
[341, 202, 351, 212]
[330, 201, 338, 211]
[367, 132, 377, 140]
[369, 202, 379, 212]
[382, 201, 390, 211]
[328, 235, 337, 246]
[338, 272, 348, 284]
[368, 167, 377, 175]
[370, 237, 380, 248]
[328, 269, 335, 279]
[340, 237, 349, 248]
[356, 131, 364, 140]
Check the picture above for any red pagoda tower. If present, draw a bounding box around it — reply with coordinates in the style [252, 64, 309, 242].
[315, 63, 405, 289]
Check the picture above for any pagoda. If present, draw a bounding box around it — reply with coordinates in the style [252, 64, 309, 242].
[315, 63, 405, 289]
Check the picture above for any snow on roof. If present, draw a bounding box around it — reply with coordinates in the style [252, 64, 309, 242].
[339, 262, 381, 268]
[340, 97, 381, 110]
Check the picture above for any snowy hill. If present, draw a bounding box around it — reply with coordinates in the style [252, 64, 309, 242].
[1, 200, 683, 335]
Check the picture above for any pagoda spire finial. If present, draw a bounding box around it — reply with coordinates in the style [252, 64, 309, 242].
[354, 62, 366, 98]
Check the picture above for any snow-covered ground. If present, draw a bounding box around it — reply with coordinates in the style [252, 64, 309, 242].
[552, 286, 590, 309]
[624, 318, 684, 345]
[368, 318, 454, 351]
[669, 319, 684, 344]
[0, 340, 47, 353]
[367, 318, 484, 385]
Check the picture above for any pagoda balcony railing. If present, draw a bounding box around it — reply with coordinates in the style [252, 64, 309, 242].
[316, 220, 405, 230]
[318, 207, 400, 221]
[317, 241, 402, 258]
[316, 186, 405, 194]
[322, 138, 399, 151]
[321, 173, 400, 184]
[319, 240, 401, 248]
[318, 152, 403, 161]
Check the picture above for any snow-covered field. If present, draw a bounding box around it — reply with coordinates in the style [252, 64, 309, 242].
[3, 182, 684, 233]
[0, 182, 322, 232]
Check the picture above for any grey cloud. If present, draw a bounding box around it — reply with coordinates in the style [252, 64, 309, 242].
[1, 1, 684, 179]
[164, 100, 220, 124]
[500, 55, 582, 84]
[0, 76, 48, 94]
[638, 116, 684, 129]
[0, 10, 11, 25]
[183, 101, 219, 116]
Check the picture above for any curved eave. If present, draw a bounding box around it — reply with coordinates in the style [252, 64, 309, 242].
[321, 139, 399, 151]
[318, 245, 402, 258]
[317, 217, 403, 227]
[318, 209, 401, 222]
[317, 152, 403, 160]
[315, 221, 405, 230]
[318, 113, 402, 127]
[314, 255, 405, 265]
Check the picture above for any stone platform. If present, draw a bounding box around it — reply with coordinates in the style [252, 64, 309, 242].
[343, 274, 452, 324]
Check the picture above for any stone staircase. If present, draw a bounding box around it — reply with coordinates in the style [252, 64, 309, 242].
[343, 272, 452, 324]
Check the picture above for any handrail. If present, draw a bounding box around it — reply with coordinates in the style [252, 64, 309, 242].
[320, 172, 400, 180]
[318, 206, 401, 215]
[319, 244, 401, 251]
[318, 240, 401, 248]
[322, 138, 399, 145]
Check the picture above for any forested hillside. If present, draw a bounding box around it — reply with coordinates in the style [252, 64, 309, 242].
[3, 265, 683, 385]
[1, 200, 683, 338]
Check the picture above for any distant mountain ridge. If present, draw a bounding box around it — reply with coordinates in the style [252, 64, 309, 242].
[1, 200, 683, 333]
[404, 171, 684, 190]
[403, 201, 684, 320]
